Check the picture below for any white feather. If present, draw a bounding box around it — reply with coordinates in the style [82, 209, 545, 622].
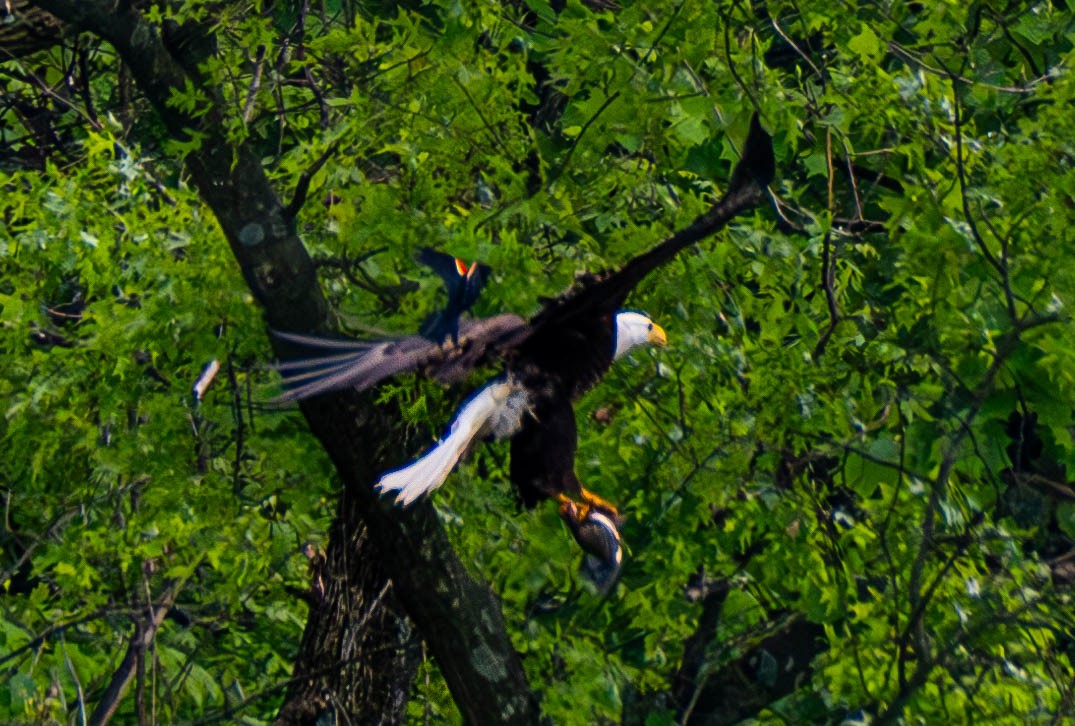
[376, 379, 525, 506]
[613, 311, 667, 359]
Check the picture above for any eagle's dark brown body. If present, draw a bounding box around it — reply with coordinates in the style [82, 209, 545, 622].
[508, 312, 616, 507]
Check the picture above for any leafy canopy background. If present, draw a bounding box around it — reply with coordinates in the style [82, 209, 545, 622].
[1, 0, 1074, 723]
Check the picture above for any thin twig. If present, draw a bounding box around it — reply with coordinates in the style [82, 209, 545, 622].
[4, 58, 102, 131]
[312, 249, 416, 308]
[76, 45, 100, 127]
[640, 0, 685, 65]
[888, 41, 1053, 93]
[61, 633, 88, 726]
[451, 74, 510, 159]
[769, 14, 823, 82]
[813, 231, 840, 359]
[826, 129, 834, 210]
[294, 0, 330, 128]
[241, 45, 266, 123]
[949, 78, 1017, 318]
[878, 413, 907, 691]
[1013, 473, 1075, 504]
[722, 15, 759, 113]
[283, 140, 340, 221]
[985, 7, 1043, 79]
[0, 606, 126, 669]
[552, 90, 621, 180]
[841, 137, 863, 219]
[228, 358, 246, 495]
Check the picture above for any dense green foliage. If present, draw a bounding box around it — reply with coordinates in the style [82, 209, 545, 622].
[2, 0, 1074, 723]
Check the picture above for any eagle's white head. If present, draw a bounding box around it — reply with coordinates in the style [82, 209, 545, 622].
[612, 311, 667, 360]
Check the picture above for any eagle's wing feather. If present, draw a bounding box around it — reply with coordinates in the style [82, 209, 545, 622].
[271, 330, 379, 353]
[273, 334, 431, 402]
[272, 313, 529, 401]
[274, 351, 377, 372]
[523, 113, 774, 338]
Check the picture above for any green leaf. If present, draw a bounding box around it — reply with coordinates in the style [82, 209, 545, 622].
[847, 26, 883, 62]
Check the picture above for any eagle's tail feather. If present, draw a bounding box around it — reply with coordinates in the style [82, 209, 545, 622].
[376, 381, 510, 506]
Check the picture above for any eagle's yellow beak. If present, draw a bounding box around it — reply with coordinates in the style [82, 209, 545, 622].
[649, 323, 668, 347]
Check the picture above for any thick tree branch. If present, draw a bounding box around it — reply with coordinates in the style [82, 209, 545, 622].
[88, 584, 179, 726]
[288, 392, 540, 724]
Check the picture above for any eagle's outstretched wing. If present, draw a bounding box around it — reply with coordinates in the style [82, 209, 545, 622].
[524, 113, 774, 337]
[273, 332, 435, 401]
[272, 313, 526, 401]
[274, 115, 772, 401]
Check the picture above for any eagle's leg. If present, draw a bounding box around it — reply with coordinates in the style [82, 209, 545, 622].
[554, 492, 581, 514]
[555, 492, 624, 591]
[577, 487, 621, 522]
[553, 490, 620, 520]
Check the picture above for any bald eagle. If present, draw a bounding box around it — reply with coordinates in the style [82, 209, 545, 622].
[277, 309, 665, 585]
[373, 310, 666, 507]
[276, 114, 774, 582]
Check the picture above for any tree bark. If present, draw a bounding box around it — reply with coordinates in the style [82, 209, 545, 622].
[0, 1, 63, 59]
[292, 394, 540, 724]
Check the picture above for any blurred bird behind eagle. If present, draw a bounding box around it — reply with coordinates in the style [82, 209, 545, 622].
[274, 113, 775, 586]
[416, 246, 492, 345]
